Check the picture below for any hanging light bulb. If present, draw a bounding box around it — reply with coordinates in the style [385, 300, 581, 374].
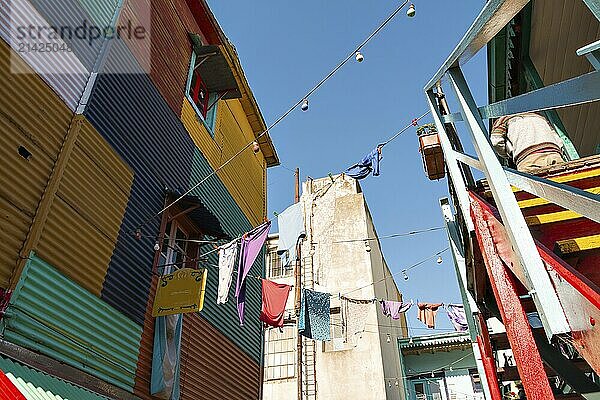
[252, 141, 260, 154]
[153, 243, 160, 251]
[365, 240, 371, 252]
[134, 229, 142, 240]
[449, 366, 453, 372]
[355, 51, 364, 62]
[388, 381, 392, 388]
[431, 371, 435, 378]
[386, 333, 391, 343]
[402, 270, 409, 281]
[409, 337, 413, 344]
[437, 255, 443, 264]
[301, 98, 309, 112]
[395, 380, 399, 387]
[406, 4, 416, 17]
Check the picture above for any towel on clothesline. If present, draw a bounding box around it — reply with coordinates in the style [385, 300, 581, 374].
[380, 300, 412, 320]
[345, 146, 383, 180]
[446, 304, 468, 332]
[417, 302, 443, 329]
[260, 279, 292, 328]
[235, 221, 271, 326]
[298, 289, 331, 341]
[342, 296, 374, 345]
[217, 239, 238, 304]
[277, 202, 306, 267]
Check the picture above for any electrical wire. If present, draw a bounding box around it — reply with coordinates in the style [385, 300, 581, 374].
[339, 247, 449, 298]
[380, 110, 430, 148]
[329, 226, 444, 244]
[134, 0, 414, 233]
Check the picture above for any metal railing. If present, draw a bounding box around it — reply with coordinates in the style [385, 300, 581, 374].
[424, 0, 600, 339]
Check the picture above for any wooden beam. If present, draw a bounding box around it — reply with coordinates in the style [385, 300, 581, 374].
[470, 192, 555, 400]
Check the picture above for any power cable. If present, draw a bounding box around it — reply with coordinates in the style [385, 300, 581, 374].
[134, 0, 414, 233]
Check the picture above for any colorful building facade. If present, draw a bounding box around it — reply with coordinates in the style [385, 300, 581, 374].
[0, 0, 278, 398]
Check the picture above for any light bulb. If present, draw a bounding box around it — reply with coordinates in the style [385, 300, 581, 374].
[388, 382, 392, 388]
[437, 256, 443, 264]
[386, 333, 391, 343]
[402, 270, 409, 281]
[365, 241, 371, 252]
[134, 229, 142, 240]
[395, 380, 399, 387]
[252, 141, 260, 153]
[431, 371, 435, 378]
[301, 99, 309, 111]
[449, 366, 453, 372]
[409, 337, 413, 344]
[154, 243, 160, 251]
[355, 51, 364, 62]
[407, 4, 416, 17]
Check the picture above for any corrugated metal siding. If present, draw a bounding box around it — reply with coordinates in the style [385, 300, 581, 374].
[0, 356, 109, 400]
[1, 254, 142, 392]
[36, 120, 134, 296]
[188, 148, 264, 363]
[85, 39, 196, 324]
[86, 38, 264, 363]
[118, 0, 198, 116]
[0, 0, 113, 111]
[181, 99, 267, 226]
[133, 276, 157, 400]
[0, 38, 72, 288]
[179, 313, 261, 400]
[529, 0, 600, 156]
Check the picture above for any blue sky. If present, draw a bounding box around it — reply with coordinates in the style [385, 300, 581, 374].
[208, 1, 488, 335]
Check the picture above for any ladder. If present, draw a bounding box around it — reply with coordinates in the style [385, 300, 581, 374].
[301, 254, 317, 400]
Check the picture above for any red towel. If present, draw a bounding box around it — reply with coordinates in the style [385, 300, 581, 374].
[260, 279, 292, 328]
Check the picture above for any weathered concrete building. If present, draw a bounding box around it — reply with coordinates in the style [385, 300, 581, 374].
[263, 175, 408, 400]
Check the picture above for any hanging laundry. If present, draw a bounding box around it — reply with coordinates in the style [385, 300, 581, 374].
[277, 202, 306, 267]
[342, 296, 374, 345]
[151, 263, 182, 400]
[417, 302, 443, 329]
[344, 146, 383, 180]
[446, 304, 468, 332]
[151, 314, 182, 400]
[298, 288, 331, 341]
[260, 279, 292, 328]
[235, 221, 271, 325]
[380, 300, 412, 320]
[217, 239, 238, 304]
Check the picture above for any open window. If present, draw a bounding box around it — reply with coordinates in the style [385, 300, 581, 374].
[186, 33, 242, 135]
[153, 190, 228, 274]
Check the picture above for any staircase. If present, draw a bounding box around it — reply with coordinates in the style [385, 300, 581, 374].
[474, 155, 600, 398]
[301, 254, 317, 400]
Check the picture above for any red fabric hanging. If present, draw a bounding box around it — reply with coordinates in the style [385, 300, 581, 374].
[260, 279, 292, 328]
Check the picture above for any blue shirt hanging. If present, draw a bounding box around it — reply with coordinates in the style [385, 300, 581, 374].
[345, 146, 383, 179]
[298, 288, 331, 341]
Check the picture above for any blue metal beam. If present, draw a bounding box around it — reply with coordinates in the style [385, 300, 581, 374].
[424, 0, 529, 91]
[479, 70, 600, 119]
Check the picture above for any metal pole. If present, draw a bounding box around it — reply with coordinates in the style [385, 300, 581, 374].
[294, 168, 303, 400]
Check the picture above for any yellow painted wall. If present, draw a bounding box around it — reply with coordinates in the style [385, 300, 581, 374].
[181, 98, 266, 226]
[37, 120, 134, 296]
[0, 39, 73, 289]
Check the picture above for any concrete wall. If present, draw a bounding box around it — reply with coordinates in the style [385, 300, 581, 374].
[263, 175, 407, 400]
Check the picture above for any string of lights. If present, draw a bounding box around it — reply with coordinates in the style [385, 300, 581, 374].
[134, 0, 419, 234]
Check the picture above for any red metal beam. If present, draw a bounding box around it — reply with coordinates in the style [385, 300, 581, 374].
[475, 312, 503, 400]
[470, 192, 555, 400]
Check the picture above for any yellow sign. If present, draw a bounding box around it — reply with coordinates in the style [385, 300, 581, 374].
[152, 268, 207, 317]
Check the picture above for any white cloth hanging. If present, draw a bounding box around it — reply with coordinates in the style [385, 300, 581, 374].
[341, 296, 373, 346]
[217, 239, 238, 304]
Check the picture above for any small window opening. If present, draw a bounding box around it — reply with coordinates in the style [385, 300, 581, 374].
[18, 146, 32, 160]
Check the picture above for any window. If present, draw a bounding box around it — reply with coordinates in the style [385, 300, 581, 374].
[267, 248, 293, 278]
[469, 369, 483, 393]
[160, 221, 191, 273]
[264, 326, 296, 380]
[186, 52, 218, 133]
[323, 307, 352, 352]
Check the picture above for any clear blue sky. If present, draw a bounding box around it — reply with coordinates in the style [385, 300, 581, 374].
[208, 1, 489, 335]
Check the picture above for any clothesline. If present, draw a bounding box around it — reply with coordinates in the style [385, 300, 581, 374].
[133, 0, 416, 235]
